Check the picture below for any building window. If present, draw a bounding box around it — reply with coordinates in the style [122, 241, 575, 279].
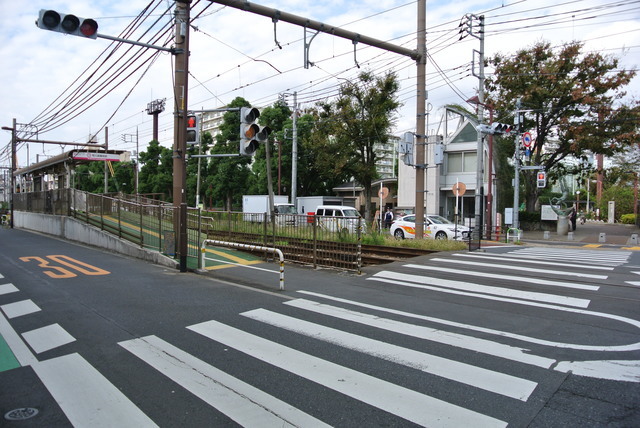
[447, 152, 476, 173]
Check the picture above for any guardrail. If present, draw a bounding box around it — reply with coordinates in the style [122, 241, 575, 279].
[201, 239, 285, 290]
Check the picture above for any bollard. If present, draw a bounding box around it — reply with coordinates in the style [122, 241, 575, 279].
[630, 233, 638, 245]
[543, 231, 550, 240]
[567, 232, 574, 241]
[599, 232, 606, 243]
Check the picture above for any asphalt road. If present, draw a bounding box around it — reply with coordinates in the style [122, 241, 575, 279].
[1, 227, 639, 427]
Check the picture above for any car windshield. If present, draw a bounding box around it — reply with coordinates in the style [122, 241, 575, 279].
[427, 215, 453, 225]
[343, 209, 360, 217]
[276, 205, 296, 214]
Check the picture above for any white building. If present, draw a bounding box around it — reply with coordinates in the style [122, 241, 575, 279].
[397, 119, 493, 229]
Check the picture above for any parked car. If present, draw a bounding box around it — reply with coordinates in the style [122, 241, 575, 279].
[390, 214, 470, 240]
[314, 205, 362, 234]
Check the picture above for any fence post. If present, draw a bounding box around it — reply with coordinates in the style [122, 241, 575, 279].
[313, 215, 318, 269]
[138, 200, 143, 247]
[357, 217, 362, 275]
[117, 198, 122, 238]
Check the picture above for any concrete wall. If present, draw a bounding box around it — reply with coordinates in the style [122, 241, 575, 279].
[14, 211, 178, 269]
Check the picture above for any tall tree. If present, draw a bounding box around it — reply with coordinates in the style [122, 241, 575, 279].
[485, 41, 639, 211]
[314, 71, 401, 221]
[138, 140, 173, 200]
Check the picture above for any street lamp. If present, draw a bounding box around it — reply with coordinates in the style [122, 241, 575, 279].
[467, 96, 494, 240]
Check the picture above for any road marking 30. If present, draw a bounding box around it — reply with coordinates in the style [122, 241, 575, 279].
[19, 255, 110, 278]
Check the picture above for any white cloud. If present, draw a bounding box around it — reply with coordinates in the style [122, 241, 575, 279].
[1, 0, 638, 168]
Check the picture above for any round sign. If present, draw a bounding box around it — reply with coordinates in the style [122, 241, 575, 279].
[522, 132, 532, 147]
[452, 182, 466, 197]
[378, 187, 389, 199]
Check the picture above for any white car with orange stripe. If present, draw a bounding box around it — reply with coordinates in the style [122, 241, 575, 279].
[390, 214, 470, 240]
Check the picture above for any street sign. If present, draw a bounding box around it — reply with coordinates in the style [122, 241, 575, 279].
[522, 132, 532, 147]
[452, 182, 466, 197]
[378, 187, 389, 199]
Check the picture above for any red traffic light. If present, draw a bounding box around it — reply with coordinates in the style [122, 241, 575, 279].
[80, 19, 98, 38]
[37, 9, 99, 39]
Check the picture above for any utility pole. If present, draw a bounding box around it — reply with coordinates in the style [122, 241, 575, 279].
[512, 98, 522, 231]
[291, 91, 298, 206]
[172, 0, 191, 272]
[104, 127, 109, 193]
[414, 0, 427, 239]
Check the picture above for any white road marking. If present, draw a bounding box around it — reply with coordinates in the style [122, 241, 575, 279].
[1, 299, 41, 319]
[429, 258, 609, 279]
[242, 308, 537, 401]
[120, 335, 329, 428]
[555, 359, 640, 382]
[296, 291, 640, 352]
[22, 323, 75, 354]
[404, 264, 599, 291]
[188, 320, 508, 428]
[452, 252, 615, 270]
[0, 283, 19, 295]
[371, 270, 591, 308]
[0, 310, 37, 365]
[285, 298, 555, 368]
[32, 353, 157, 427]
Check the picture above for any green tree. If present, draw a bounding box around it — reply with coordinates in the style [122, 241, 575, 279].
[186, 130, 213, 206]
[248, 100, 292, 195]
[138, 140, 173, 200]
[313, 71, 401, 221]
[485, 41, 640, 212]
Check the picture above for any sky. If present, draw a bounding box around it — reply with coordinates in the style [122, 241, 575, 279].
[0, 0, 638, 169]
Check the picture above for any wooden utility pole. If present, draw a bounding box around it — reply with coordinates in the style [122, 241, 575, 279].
[172, 0, 191, 272]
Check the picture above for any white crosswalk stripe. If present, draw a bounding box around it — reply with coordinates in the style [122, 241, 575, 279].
[187, 319, 509, 427]
[501, 247, 632, 267]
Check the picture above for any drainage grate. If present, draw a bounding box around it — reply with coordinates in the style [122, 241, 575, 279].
[5, 407, 39, 421]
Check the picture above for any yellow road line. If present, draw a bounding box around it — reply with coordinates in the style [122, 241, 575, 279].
[583, 244, 603, 248]
[622, 246, 640, 251]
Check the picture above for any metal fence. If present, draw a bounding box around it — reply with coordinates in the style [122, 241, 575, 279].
[200, 211, 363, 271]
[14, 190, 364, 272]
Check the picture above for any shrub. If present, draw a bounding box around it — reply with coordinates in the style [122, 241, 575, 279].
[620, 214, 636, 224]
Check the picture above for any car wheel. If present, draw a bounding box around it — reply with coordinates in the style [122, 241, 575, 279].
[393, 229, 405, 239]
[435, 231, 447, 240]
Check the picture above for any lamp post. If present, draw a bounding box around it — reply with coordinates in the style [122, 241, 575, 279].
[467, 96, 494, 240]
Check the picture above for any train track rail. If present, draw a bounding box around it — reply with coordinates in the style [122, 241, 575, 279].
[204, 230, 435, 269]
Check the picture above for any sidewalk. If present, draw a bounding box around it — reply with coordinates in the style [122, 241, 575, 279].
[514, 221, 640, 246]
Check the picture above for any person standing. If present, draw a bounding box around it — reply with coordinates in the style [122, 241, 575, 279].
[569, 206, 577, 231]
[384, 207, 394, 229]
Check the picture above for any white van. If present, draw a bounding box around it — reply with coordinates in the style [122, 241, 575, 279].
[314, 205, 362, 234]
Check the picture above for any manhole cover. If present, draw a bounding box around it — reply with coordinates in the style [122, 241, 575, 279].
[5, 407, 39, 421]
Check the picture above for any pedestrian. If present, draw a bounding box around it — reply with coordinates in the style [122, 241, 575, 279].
[569, 207, 577, 231]
[384, 207, 394, 229]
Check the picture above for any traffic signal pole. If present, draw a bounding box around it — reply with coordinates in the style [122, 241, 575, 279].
[172, 0, 191, 272]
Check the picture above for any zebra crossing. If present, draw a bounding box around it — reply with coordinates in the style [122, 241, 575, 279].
[1, 246, 638, 426]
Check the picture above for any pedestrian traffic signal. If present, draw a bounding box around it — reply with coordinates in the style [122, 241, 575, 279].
[186, 114, 200, 145]
[537, 171, 546, 188]
[37, 10, 98, 39]
[240, 107, 271, 155]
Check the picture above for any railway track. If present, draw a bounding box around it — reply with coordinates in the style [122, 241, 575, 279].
[204, 230, 436, 269]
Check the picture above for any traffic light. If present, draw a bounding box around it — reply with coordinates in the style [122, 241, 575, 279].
[186, 114, 200, 145]
[240, 107, 271, 155]
[37, 10, 98, 39]
[477, 122, 513, 135]
[537, 171, 547, 188]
